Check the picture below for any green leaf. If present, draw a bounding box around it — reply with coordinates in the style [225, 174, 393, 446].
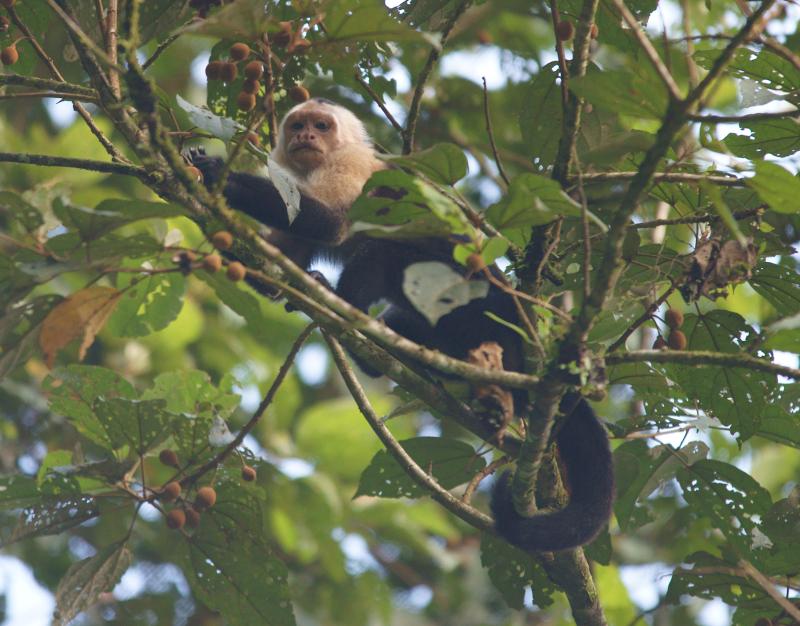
[677, 460, 772, 551]
[106, 271, 186, 337]
[570, 64, 669, 119]
[182, 476, 296, 626]
[519, 62, 562, 171]
[481, 534, 557, 610]
[386, 144, 468, 185]
[673, 312, 774, 440]
[750, 262, 800, 316]
[3, 495, 99, 547]
[695, 48, 800, 94]
[177, 94, 244, 141]
[53, 542, 132, 626]
[94, 398, 179, 454]
[667, 551, 765, 606]
[324, 4, 427, 43]
[0, 191, 44, 231]
[724, 117, 800, 159]
[350, 170, 472, 238]
[747, 161, 800, 214]
[355, 437, 485, 498]
[614, 440, 709, 532]
[45, 365, 137, 450]
[54, 198, 185, 242]
[486, 173, 584, 246]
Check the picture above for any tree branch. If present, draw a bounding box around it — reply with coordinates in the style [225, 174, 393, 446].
[605, 349, 800, 380]
[0, 152, 149, 179]
[325, 332, 494, 531]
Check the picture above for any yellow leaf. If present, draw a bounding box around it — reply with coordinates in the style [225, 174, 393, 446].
[39, 286, 122, 367]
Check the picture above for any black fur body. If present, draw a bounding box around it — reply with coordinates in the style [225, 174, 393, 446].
[189, 150, 614, 552]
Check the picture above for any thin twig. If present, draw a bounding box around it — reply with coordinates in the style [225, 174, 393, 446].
[0, 91, 98, 102]
[548, 0, 570, 110]
[0, 74, 97, 97]
[632, 206, 763, 229]
[611, 0, 682, 100]
[142, 25, 188, 71]
[403, 0, 471, 154]
[183, 324, 317, 485]
[354, 72, 404, 135]
[481, 77, 510, 187]
[461, 455, 508, 503]
[324, 331, 494, 531]
[738, 560, 800, 622]
[107, 0, 120, 98]
[576, 171, 746, 187]
[607, 282, 677, 353]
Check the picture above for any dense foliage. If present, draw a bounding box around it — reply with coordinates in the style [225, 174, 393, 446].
[1, 1, 799, 625]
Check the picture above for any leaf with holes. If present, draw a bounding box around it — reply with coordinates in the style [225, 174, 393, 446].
[106, 271, 186, 337]
[481, 534, 557, 610]
[53, 542, 132, 626]
[355, 437, 485, 498]
[403, 262, 489, 325]
[93, 397, 179, 454]
[182, 476, 295, 626]
[677, 460, 772, 553]
[45, 365, 137, 450]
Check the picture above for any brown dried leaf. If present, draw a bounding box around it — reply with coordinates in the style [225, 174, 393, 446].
[680, 237, 758, 303]
[39, 286, 122, 367]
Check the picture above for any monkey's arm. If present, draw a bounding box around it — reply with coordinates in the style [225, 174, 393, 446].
[188, 149, 347, 243]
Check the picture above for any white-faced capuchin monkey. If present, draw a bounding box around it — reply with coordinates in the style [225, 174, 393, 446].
[189, 98, 614, 552]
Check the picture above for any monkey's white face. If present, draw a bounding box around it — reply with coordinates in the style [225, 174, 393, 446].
[282, 108, 340, 173]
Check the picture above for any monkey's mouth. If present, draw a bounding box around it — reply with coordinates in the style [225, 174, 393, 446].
[291, 143, 322, 153]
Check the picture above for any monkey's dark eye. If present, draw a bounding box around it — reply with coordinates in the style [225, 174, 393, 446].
[290, 122, 304, 131]
[315, 121, 329, 131]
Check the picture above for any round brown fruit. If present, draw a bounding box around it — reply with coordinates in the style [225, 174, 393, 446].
[205, 60, 224, 81]
[166, 508, 186, 530]
[668, 330, 687, 351]
[161, 481, 182, 502]
[226, 262, 246, 282]
[245, 131, 261, 147]
[202, 253, 223, 273]
[159, 449, 180, 468]
[288, 85, 310, 103]
[590, 23, 599, 39]
[211, 230, 233, 250]
[187, 165, 203, 182]
[220, 62, 238, 83]
[241, 465, 257, 482]
[1, 45, 19, 66]
[665, 308, 684, 329]
[195, 486, 217, 510]
[288, 39, 311, 55]
[244, 60, 263, 80]
[229, 42, 250, 61]
[466, 253, 486, 273]
[652, 336, 668, 350]
[0, 16, 9, 31]
[236, 91, 256, 112]
[556, 20, 574, 41]
[185, 508, 201, 529]
[476, 29, 492, 45]
[242, 78, 260, 94]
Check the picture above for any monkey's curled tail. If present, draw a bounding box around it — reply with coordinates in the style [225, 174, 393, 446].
[490, 395, 614, 552]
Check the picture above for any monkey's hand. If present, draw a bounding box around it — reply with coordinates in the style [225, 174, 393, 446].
[185, 147, 224, 188]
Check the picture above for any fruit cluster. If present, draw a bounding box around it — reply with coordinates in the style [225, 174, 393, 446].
[156, 448, 257, 531]
[171, 230, 250, 283]
[653, 308, 687, 350]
